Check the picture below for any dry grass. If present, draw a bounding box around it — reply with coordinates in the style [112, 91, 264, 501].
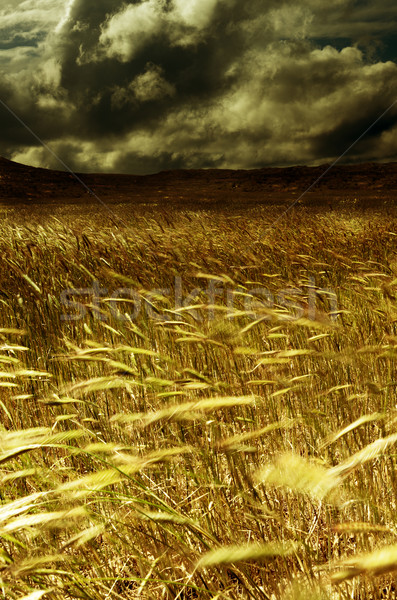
[0, 202, 396, 598]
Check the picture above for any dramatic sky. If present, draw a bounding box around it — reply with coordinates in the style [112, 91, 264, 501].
[0, 0, 396, 174]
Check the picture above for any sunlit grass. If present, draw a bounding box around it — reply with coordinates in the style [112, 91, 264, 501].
[0, 204, 396, 598]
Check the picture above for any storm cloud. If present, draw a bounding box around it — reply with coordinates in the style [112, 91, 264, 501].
[1, 0, 397, 174]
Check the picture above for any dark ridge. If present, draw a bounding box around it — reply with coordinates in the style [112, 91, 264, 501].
[1, 156, 397, 207]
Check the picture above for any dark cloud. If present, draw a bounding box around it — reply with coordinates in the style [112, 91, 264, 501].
[1, 0, 396, 174]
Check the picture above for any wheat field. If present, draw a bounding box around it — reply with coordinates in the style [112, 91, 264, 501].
[0, 202, 396, 599]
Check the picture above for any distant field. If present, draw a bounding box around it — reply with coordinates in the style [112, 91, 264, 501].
[0, 201, 397, 599]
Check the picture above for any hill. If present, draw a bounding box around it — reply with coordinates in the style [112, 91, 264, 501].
[1, 156, 397, 208]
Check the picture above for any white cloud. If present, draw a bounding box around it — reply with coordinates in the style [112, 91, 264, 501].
[111, 63, 175, 108]
[112, 63, 175, 108]
[172, 0, 218, 29]
[87, 43, 397, 169]
[210, 44, 397, 163]
[99, 1, 164, 62]
[376, 125, 397, 160]
[2, 0, 397, 172]
[267, 5, 314, 40]
[0, 0, 63, 37]
[11, 39, 397, 173]
[55, 0, 76, 33]
[99, 0, 223, 61]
